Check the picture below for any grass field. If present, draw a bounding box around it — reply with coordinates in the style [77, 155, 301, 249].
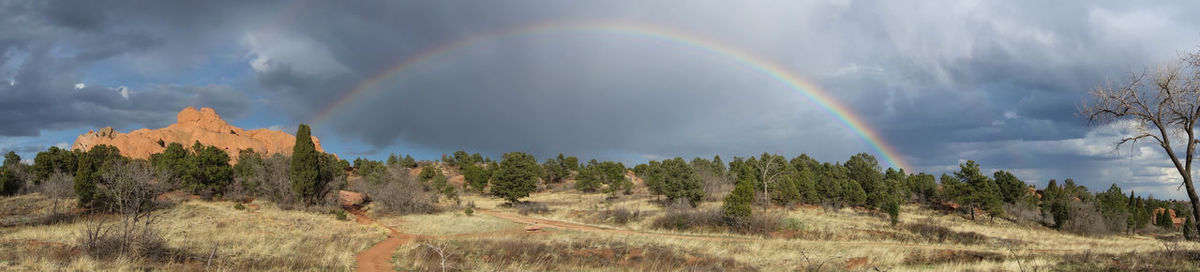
[4, 186, 1200, 271]
[0, 193, 384, 271]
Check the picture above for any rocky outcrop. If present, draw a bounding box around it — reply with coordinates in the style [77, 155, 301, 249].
[72, 107, 325, 163]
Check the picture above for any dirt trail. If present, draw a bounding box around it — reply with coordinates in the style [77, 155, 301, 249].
[351, 208, 417, 272]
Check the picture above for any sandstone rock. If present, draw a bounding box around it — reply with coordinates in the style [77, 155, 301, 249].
[72, 107, 326, 163]
[339, 190, 368, 207]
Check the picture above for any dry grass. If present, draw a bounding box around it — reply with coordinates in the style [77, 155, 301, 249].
[455, 190, 1200, 271]
[0, 197, 384, 271]
[378, 212, 520, 236]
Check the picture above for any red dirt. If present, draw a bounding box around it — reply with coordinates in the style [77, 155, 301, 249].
[351, 208, 417, 272]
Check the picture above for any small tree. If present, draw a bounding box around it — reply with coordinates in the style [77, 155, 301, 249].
[884, 197, 900, 226]
[490, 152, 541, 203]
[290, 124, 321, 204]
[32, 146, 78, 184]
[75, 145, 125, 207]
[462, 164, 489, 192]
[723, 179, 755, 227]
[661, 158, 704, 205]
[0, 151, 24, 195]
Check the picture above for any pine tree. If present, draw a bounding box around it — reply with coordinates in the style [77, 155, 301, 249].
[290, 124, 321, 204]
[723, 179, 755, 227]
[490, 152, 541, 203]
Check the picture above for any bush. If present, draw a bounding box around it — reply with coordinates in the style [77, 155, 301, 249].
[350, 165, 439, 215]
[334, 209, 348, 221]
[599, 208, 641, 225]
[514, 202, 550, 215]
[234, 203, 246, 210]
[79, 161, 173, 260]
[464, 207, 474, 216]
[723, 179, 755, 227]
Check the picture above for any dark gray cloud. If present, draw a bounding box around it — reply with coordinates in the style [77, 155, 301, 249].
[0, 0, 255, 137]
[5, 0, 1200, 198]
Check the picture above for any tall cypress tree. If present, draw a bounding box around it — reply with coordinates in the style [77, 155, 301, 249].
[290, 124, 320, 204]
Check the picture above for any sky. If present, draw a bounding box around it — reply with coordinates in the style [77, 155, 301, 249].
[2, 0, 1200, 199]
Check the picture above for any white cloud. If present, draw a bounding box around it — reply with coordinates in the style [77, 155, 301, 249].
[54, 142, 69, 149]
[116, 86, 130, 100]
[74, 83, 86, 90]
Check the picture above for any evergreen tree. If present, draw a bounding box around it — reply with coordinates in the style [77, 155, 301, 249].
[0, 151, 23, 195]
[846, 153, 884, 207]
[31, 146, 78, 184]
[462, 163, 490, 192]
[186, 142, 234, 196]
[401, 155, 417, 168]
[234, 149, 264, 190]
[490, 152, 541, 203]
[993, 170, 1027, 203]
[290, 124, 321, 204]
[150, 142, 190, 183]
[660, 158, 704, 205]
[74, 145, 124, 207]
[723, 178, 755, 227]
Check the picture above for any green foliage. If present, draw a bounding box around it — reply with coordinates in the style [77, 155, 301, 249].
[352, 158, 387, 178]
[993, 170, 1028, 203]
[884, 197, 900, 226]
[490, 152, 542, 203]
[290, 124, 322, 204]
[74, 145, 125, 206]
[722, 179, 755, 225]
[906, 172, 938, 202]
[32, 146, 78, 184]
[659, 158, 705, 205]
[575, 159, 630, 195]
[183, 142, 234, 196]
[233, 149, 264, 190]
[846, 153, 884, 208]
[1185, 216, 1196, 240]
[0, 151, 24, 195]
[947, 161, 1003, 219]
[401, 155, 417, 168]
[419, 165, 440, 182]
[234, 203, 246, 210]
[1051, 201, 1070, 230]
[542, 154, 574, 184]
[462, 163, 490, 192]
[1096, 184, 1129, 219]
[464, 207, 475, 216]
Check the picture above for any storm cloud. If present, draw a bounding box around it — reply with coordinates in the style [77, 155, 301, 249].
[4, 0, 1200, 198]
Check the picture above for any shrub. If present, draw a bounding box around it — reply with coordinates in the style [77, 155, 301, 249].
[334, 209, 348, 221]
[884, 198, 900, 226]
[723, 179, 755, 227]
[79, 161, 173, 260]
[514, 202, 550, 215]
[350, 165, 439, 215]
[464, 207, 474, 216]
[600, 208, 641, 225]
[234, 203, 246, 210]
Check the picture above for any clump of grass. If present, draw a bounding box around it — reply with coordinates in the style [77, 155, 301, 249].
[904, 223, 989, 244]
[902, 250, 1006, 265]
[599, 208, 641, 225]
[513, 202, 550, 215]
[650, 207, 782, 235]
[234, 203, 246, 210]
[402, 238, 756, 271]
[464, 207, 474, 216]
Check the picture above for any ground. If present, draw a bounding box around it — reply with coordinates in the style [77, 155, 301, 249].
[3, 187, 1200, 271]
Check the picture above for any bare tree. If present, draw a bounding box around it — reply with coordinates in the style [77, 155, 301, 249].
[753, 153, 786, 208]
[1081, 48, 1200, 235]
[80, 161, 172, 259]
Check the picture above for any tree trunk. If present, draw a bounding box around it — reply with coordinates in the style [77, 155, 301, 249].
[1184, 175, 1200, 239]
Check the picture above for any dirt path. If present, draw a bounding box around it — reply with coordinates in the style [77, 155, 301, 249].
[351, 208, 417, 272]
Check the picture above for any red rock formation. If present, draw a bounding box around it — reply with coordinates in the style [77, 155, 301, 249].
[1151, 207, 1186, 228]
[72, 107, 325, 163]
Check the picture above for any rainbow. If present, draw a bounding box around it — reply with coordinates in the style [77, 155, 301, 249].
[311, 21, 912, 171]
